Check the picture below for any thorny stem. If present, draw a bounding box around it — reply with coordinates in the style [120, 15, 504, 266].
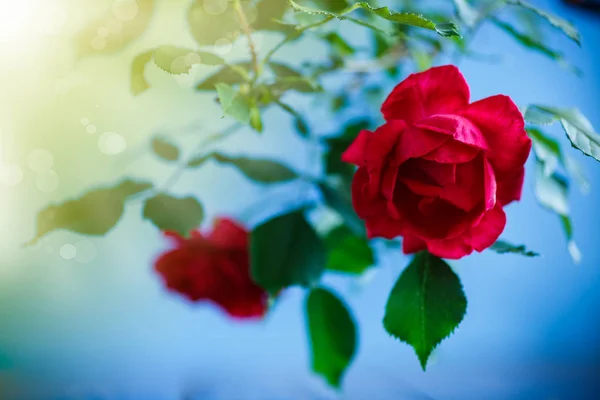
[234, 0, 260, 79]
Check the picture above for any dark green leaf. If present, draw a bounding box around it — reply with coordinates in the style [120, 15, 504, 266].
[75, 0, 155, 58]
[275, 100, 309, 137]
[131, 50, 154, 95]
[305, 287, 357, 388]
[268, 61, 303, 78]
[196, 63, 251, 91]
[383, 252, 467, 370]
[216, 83, 251, 124]
[187, 153, 213, 168]
[325, 225, 374, 274]
[143, 194, 204, 236]
[151, 137, 180, 162]
[28, 179, 152, 244]
[490, 240, 539, 257]
[288, 0, 460, 37]
[492, 19, 579, 74]
[325, 119, 370, 179]
[211, 153, 298, 183]
[251, 211, 326, 294]
[319, 183, 365, 237]
[506, 0, 580, 46]
[322, 32, 356, 57]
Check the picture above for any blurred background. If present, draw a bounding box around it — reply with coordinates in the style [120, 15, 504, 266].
[0, 0, 599, 399]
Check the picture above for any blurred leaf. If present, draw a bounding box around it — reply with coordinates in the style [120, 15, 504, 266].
[196, 63, 251, 91]
[210, 153, 298, 183]
[527, 127, 562, 175]
[490, 240, 539, 257]
[319, 182, 365, 237]
[216, 83, 251, 124]
[413, 49, 432, 71]
[331, 94, 348, 111]
[142, 194, 204, 236]
[131, 50, 154, 95]
[506, 0, 581, 45]
[325, 119, 371, 180]
[491, 19, 579, 74]
[268, 61, 303, 78]
[28, 179, 152, 244]
[251, 211, 326, 294]
[186, 153, 213, 168]
[254, 0, 293, 32]
[188, 0, 244, 46]
[325, 225, 374, 274]
[153, 46, 224, 74]
[75, 0, 155, 57]
[298, 0, 349, 12]
[268, 77, 323, 93]
[564, 155, 590, 194]
[276, 101, 310, 137]
[322, 32, 356, 57]
[249, 106, 264, 133]
[288, 0, 460, 37]
[525, 105, 600, 162]
[383, 252, 467, 370]
[151, 137, 180, 162]
[453, 0, 478, 27]
[305, 287, 357, 388]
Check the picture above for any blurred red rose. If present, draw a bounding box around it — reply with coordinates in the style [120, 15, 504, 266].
[154, 218, 268, 319]
[342, 65, 532, 259]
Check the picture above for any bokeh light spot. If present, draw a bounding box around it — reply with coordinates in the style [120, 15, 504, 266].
[86, 125, 97, 134]
[112, 0, 139, 22]
[36, 170, 59, 193]
[214, 38, 233, 55]
[27, 149, 54, 172]
[98, 132, 127, 155]
[203, 0, 228, 15]
[0, 164, 23, 187]
[60, 244, 77, 260]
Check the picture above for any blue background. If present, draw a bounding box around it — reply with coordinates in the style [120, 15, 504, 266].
[0, 0, 599, 399]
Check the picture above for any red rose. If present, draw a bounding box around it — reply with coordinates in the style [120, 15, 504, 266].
[342, 65, 532, 259]
[154, 218, 268, 319]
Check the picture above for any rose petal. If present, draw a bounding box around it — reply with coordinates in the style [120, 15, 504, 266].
[422, 140, 480, 164]
[365, 120, 405, 163]
[397, 177, 442, 197]
[365, 214, 404, 239]
[439, 157, 484, 212]
[415, 114, 489, 150]
[399, 158, 456, 187]
[423, 236, 474, 259]
[495, 167, 526, 206]
[209, 218, 248, 249]
[469, 204, 506, 251]
[341, 129, 370, 166]
[402, 235, 427, 254]
[381, 65, 470, 123]
[395, 126, 449, 165]
[461, 95, 532, 177]
[483, 157, 497, 211]
[352, 167, 380, 218]
[381, 164, 399, 200]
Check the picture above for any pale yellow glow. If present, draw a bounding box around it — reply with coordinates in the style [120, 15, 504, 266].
[0, 0, 66, 49]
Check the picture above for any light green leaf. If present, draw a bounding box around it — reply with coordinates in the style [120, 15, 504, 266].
[142, 194, 204, 236]
[322, 32, 356, 57]
[151, 137, 180, 162]
[131, 50, 154, 95]
[28, 179, 152, 244]
[211, 153, 298, 183]
[383, 252, 467, 370]
[153, 46, 224, 74]
[187, 0, 242, 46]
[251, 211, 326, 294]
[527, 127, 562, 176]
[268, 76, 323, 93]
[506, 0, 580, 46]
[268, 61, 303, 78]
[253, 0, 294, 32]
[216, 83, 251, 124]
[490, 240, 539, 257]
[319, 182, 365, 237]
[325, 225, 374, 275]
[288, 0, 460, 37]
[305, 287, 357, 388]
[249, 106, 263, 133]
[525, 105, 600, 162]
[453, 0, 478, 28]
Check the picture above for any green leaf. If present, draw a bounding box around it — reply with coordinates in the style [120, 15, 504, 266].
[153, 46, 224, 74]
[216, 83, 251, 124]
[251, 211, 326, 294]
[275, 100, 309, 137]
[525, 106, 600, 162]
[322, 32, 356, 57]
[319, 183, 365, 237]
[492, 19, 579, 74]
[187, 0, 244, 46]
[527, 127, 562, 175]
[196, 63, 251, 91]
[186, 153, 213, 168]
[325, 225, 374, 275]
[253, 0, 293, 32]
[506, 0, 580, 46]
[302, 0, 349, 12]
[325, 119, 370, 179]
[75, 0, 155, 58]
[211, 153, 298, 183]
[131, 50, 154, 95]
[28, 179, 152, 244]
[490, 240, 539, 257]
[453, 0, 478, 28]
[268, 77, 323, 93]
[288, 0, 460, 37]
[268, 61, 303, 78]
[151, 137, 180, 162]
[249, 106, 263, 133]
[142, 194, 204, 236]
[383, 252, 467, 370]
[305, 287, 357, 388]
